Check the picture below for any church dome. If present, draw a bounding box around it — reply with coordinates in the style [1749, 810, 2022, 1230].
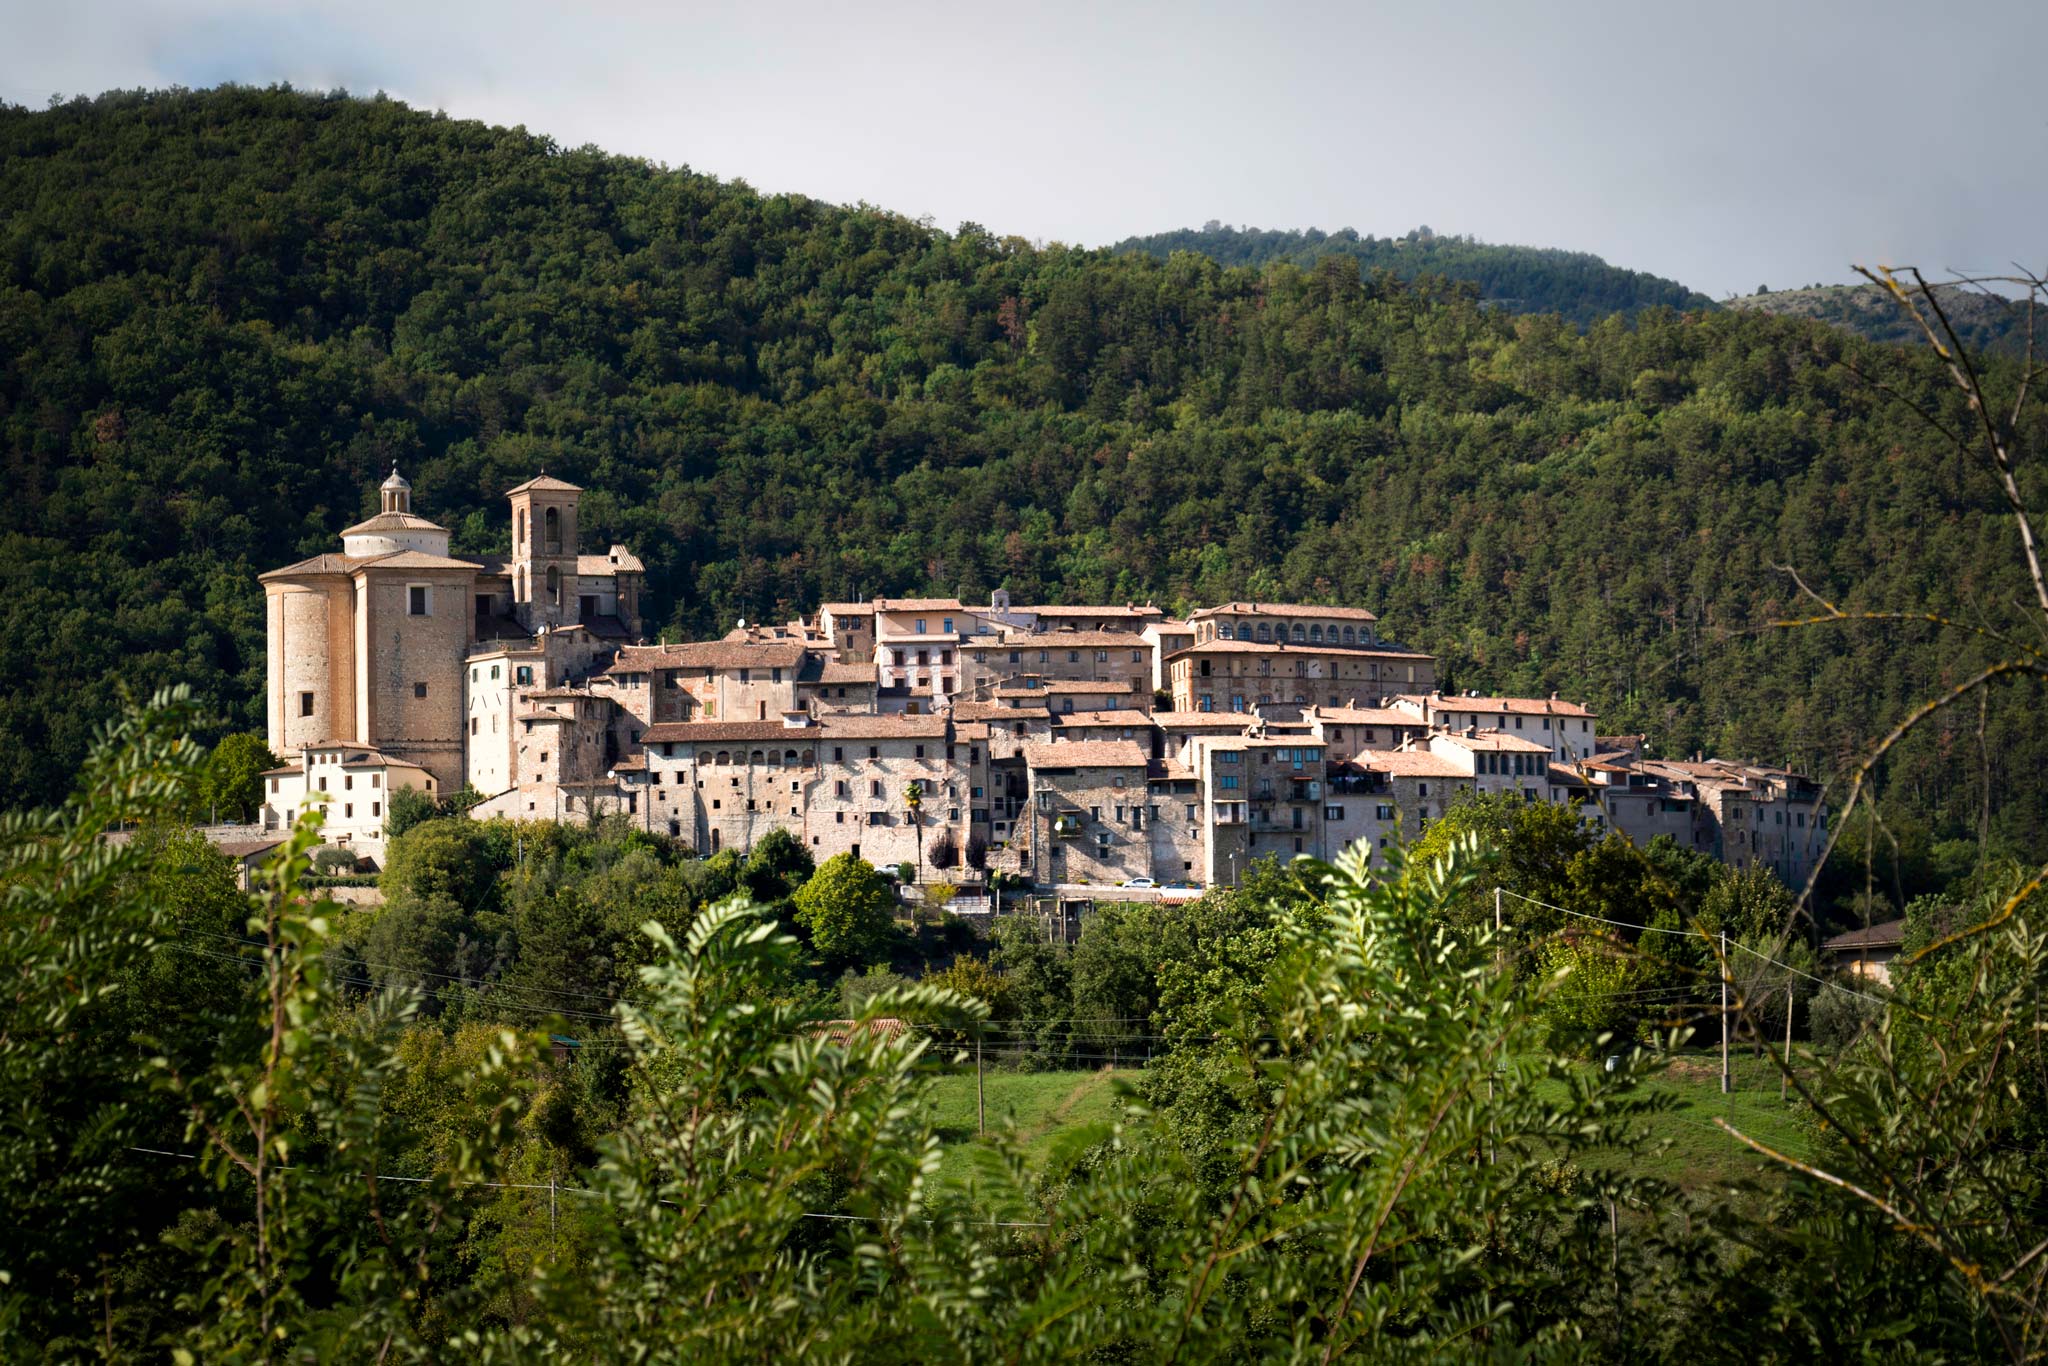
[381, 467, 412, 493]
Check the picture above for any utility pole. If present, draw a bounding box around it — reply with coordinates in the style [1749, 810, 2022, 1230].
[1782, 984, 1794, 1102]
[1720, 930, 1731, 1095]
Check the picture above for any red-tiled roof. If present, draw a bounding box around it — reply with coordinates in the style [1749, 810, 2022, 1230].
[643, 721, 817, 744]
[606, 640, 810, 673]
[1191, 601, 1380, 622]
[1398, 693, 1597, 719]
[505, 474, 583, 494]
[1022, 740, 1149, 769]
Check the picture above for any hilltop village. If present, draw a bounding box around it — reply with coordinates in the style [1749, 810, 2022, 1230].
[258, 472, 1827, 888]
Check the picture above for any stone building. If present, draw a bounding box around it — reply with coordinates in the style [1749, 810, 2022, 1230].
[258, 739, 438, 865]
[260, 467, 644, 816]
[1166, 639, 1437, 714]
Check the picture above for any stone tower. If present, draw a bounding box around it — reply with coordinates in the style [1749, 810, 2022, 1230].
[507, 474, 582, 631]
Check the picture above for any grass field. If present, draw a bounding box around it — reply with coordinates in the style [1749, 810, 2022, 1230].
[919, 1054, 1822, 1203]
[917, 1067, 1138, 1194]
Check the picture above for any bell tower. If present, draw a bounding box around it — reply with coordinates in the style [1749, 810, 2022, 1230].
[507, 474, 582, 631]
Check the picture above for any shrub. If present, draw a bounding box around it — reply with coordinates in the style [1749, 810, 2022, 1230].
[1810, 981, 1886, 1051]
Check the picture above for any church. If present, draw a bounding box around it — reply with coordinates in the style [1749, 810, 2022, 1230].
[255, 469, 645, 862]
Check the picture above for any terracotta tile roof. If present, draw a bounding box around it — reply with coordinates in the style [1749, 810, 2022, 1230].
[1053, 710, 1152, 729]
[1169, 639, 1430, 659]
[993, 678, 1139, 696]
[872, 597, 966, 612]
[642, 721, 816, 744]
[1825, 919, 1907, 951]
[1152, 711, 1255, 729]
[817, 714, 950, 740]
[1015, 604, 1164, 620]
[354, 549, 479, 572]
[1191, 601, 1380, 622]
[259, 553, 365, 580]
[1307, 705, 1421, 727]
[605, 640, 810, 673]
[577, 548, 645, 575]
[950, 700, 1050, 719]
[1148, 759, 1195, 780]
[338, 510, 449, 537]
[1022, 740, 1149, 769]
[1435, 729, 1554, 753]
[1364, 751, 1469, 778]
[970, 629, 1157, 648]
[609, 753, 647, 772]
[816, 662, 875, 684]
[953, 722, 991, 740]
[818, 602, 875, 617]
[505, 474, 583, 494]
[1398, 692, 1597, 719]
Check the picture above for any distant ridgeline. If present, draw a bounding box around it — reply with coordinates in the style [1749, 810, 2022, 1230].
[1727, 282, 2036, 356]
[2, 87, 2044, 855]
[1111, 224, 1717, 326]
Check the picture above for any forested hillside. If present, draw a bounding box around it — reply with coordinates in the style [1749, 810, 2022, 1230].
[1112, 223, 1716, 324]
[1727, 281, 2034, 355]
[3, 87, 2043, 849]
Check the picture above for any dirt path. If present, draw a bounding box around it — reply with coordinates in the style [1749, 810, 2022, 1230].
[1016, 1066, 1118, 1147]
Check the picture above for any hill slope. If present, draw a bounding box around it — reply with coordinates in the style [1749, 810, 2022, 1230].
[1111, 224, 1716, 325]
[1726, 282, 2036, 355]
[1, 88, 2043, 853]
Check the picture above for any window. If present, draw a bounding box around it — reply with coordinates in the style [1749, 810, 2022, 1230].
[1096, 651, 1108, 663]
[372, 802, 380, 817]
[942, 617, 954, 633]
[1219, 774, 1240, 790]
[299, 691, 315, 717]
[1069, 651, 1080, 664]
[1418, 783, 1430, 798]
[1009, 650, 1021, 664]
[516, 666, 533, 685]
[413, 682, 428, 699]
[408, 584, 429, 616]
[580, 594, 598, 620]
[915, 618, 927, 633]
[1326, 805, 1345, 820]
[546, 565, 560, 606]
[345, 803, 353, 818]
[544, 506, 561, 550]
[344, 775, 354, 791]
[1132, 650, 1143, 663]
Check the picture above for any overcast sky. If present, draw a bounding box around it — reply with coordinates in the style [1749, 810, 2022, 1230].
[4, 0, 2043, 299]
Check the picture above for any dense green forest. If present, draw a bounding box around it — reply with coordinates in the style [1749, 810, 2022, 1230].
[3, 87, 2044, 856]
[1112, 223, 1716, 324]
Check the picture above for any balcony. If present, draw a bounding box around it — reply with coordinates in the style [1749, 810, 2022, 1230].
[1288, 780, 1322, 802]
[1052, 814, 1083, 838]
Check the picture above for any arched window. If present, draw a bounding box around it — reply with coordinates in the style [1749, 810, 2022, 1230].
[1309, 624, 1323, 643]
[749, 750, 764, 765]
[515, 509, 525, 547]
[715, 751, 730, 765]
[1255, 623, 1271, 642]
[1342, 625, 1355, 644]
[800, 749, 814, 765]
[1291, 624, 1306, 641]
[544, 506, 561, 552]
[784, 749, 798, 765]
[697, 752, 712, 766]
[545, 565, 559, 606]
[1236, 625, 1252, 641]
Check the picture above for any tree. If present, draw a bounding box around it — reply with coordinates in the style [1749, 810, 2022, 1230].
[903, 780, 924, 881]
[929, 829, 959, 870]
[384, 784, 441, 840]
[964, 832, 988, 872]
[198, 731, 275, 822]
[743, 827, 815, 907]
[791, 853, 896, 966]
